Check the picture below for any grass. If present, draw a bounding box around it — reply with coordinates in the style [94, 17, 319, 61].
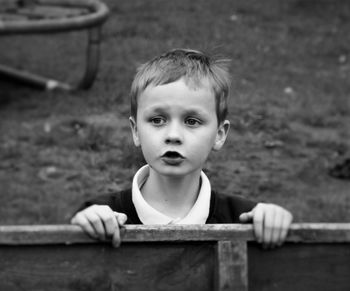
[0, 0, 349, 224]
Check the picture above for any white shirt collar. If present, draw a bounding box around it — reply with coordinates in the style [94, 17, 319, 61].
[132, 165, 211, 225]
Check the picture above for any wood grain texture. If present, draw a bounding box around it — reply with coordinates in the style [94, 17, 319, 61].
[1, 240, 349, 291]
[0, 242, 215, 291]
[0, 223, 350, 291]
[216, 240, 248, 291]
[248, 242, 350, 291]
[0, 224, 350, 291]
[1, 223, 350, 245]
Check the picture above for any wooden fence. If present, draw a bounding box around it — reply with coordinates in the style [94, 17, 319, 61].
[0, 223, 349, 291]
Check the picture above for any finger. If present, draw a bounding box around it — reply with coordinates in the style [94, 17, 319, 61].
[88, 212, 106, 240]
[112, 212, 127, 248]
[71, 213, 98, 239]
[112, 224, 121, 248]
[104, 215, 119, 238]
[270, 211, 283, 247]
[70, 214, 78, 225]
[239, 211, 254, 223]
[278, 212, 293, 246]
[252, 205, 264, 243]
[96, 208, 119, 238]
[263, 206, 275, 248]
[115, 212, 128, 225]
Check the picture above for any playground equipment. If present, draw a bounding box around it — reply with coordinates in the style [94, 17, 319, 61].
[0, 223, 349, 291]
[0, 0, 109, 90]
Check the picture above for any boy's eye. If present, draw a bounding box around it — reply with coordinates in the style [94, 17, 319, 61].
[150, 117, 166, 125]
[185, 118, 201, 126]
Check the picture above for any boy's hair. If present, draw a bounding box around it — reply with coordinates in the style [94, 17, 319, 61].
[130, 48, 231, 124]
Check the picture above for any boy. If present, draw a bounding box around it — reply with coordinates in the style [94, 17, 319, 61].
[71, 48, 293, 248]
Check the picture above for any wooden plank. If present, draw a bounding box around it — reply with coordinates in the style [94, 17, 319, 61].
[287, 223, 350, 242]
[1, 239, 348, 291]
[1, 224, 350, 245]
[248, 242, 350, 291]
[0, 242, 215, 291]
[216, 240, 248, 291]
[0, 224, 254, 245]
[0, 224, 350, 291]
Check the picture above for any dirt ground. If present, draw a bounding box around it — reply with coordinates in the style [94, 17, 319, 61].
[0, 0, 349, 224]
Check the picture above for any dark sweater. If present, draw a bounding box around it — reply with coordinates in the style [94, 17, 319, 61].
[79, 189, 257, 224]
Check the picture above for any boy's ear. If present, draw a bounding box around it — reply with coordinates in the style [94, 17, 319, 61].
[213, 120, 230, 151]
[129, 116, 141, 147]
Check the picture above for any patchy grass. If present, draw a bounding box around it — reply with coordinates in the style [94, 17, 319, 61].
[0, 0, 350, 224]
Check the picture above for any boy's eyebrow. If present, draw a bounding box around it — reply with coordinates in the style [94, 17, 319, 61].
[183, 108, 210, 116]
[144, 105, 212, 116]
[143, 106, 169, 113]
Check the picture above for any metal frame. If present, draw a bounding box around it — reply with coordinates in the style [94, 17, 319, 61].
[0, 0, 109, 90]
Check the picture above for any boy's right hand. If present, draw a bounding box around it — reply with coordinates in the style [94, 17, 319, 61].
[70, 205, 127, 247]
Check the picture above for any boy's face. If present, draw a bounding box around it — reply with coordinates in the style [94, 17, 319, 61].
[130, 78, 230, 177]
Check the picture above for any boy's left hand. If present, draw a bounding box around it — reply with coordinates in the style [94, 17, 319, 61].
[239, 203, 293, 248]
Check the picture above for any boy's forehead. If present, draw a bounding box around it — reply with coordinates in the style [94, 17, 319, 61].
[138, 78, 216, 111]
[142, 77, 214, 96]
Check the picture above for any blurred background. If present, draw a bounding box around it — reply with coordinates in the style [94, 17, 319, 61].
[0, 0, 349, 224]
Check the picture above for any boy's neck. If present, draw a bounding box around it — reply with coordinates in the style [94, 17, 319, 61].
[141, 168, 202, 219]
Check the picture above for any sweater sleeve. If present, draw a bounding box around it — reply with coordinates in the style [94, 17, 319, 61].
[73, 189, 142, 224]
[207, 191, 257, 223]
[75, 192, 122, 212]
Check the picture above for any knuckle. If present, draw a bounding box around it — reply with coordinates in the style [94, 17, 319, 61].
[98, 205, 110, 211]
[254, 217, 263, 224]
[104, 215, 117, 225]
[80, 220, 92, 229]
[89, 216, 101, 224]
[90, 204, 110, 212]
[105, 215, 115, 221]
[89, 204, 99, 211]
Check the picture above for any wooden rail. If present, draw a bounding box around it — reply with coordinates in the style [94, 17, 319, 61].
[0, 223, 349, 291]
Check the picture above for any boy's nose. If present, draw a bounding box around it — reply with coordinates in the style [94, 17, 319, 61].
[165, 122, 183, 144]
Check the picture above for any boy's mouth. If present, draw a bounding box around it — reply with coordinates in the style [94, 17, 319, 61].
[162, 151, 184, 158]
[161, 151, 185, 165]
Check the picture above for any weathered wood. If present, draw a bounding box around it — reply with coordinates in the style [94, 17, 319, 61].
[287, 223, 350, 242]
[0, 224, 254, 245]
[0, 224, 349, 291]
[0, 223, 349, 245]
[0, 242, 215, 291]
[248, 242, 350, 291]
[216, 240, 248, 291]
